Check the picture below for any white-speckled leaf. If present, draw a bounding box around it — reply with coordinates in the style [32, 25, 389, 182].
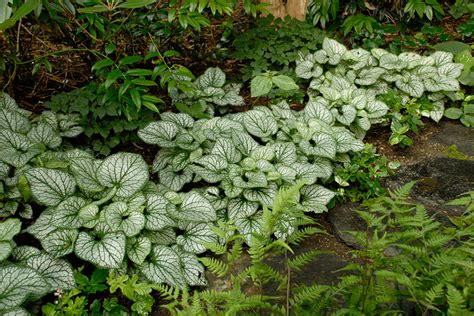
[74, 231, 126, 268]
[98, 153, 148, 198]
[26, 168, 76, 206]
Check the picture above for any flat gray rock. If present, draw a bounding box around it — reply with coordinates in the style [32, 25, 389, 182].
[433, 121, 474, 156]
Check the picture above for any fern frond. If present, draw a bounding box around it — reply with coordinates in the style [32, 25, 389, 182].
[200, 241, 228, 255]
[290, 284, 330, 306]
[390, 181, 416, 201]
[396, 244, 426, 255]
[153, 283, 180, 300]
[288, 226, 324, 245]
[423, 283, 444, 307]
[227, 239, 243, 263]
[446, 285, 468, 315]
[288, 250, 324, 271]
[199, 257, 228, 277]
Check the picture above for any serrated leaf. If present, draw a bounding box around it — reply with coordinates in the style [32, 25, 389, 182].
[0, 218, 21, 241]
[138, 121, 180, 147]
[70, 158, 104, 193]
[175, 192, 216, 222]
[98, 152, 149, 198]
[145, 194, 175, 231]
[25, 253, 75, 290]
[26, 168, 76, 206]
[0, 266, 49, 310]
[104, 202, 146, 237]
[176, 222, 217, 254]
[41, 229, 78, 258]
[74, 231, 126, 268]
[127, 236, 152, 265]
[141, 245, 185, 288]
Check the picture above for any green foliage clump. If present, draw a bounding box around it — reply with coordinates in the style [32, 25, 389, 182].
[233, 16, 326, 81]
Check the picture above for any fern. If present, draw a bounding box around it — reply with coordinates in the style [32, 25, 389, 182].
[446, 285, 468, 315]
[287, 250, 324, 271]
[199, 257, 228, 278]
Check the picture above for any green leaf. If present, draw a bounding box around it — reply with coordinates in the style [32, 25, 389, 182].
[444, 107, 463, 119]
[0, 266, 49, 310]
[434, 41, 471, 56]
[41, 229, 78, 258]
[97, 152, 149, 198]
[0, 242, 12, 261]
[26, 168, 76, 206]
[0, 108, 31, 133]
[243, 110, 278, 138]
[250, 75, 273, 97]
[74, 231, 126, 269]
[132, 78, 157, 86]
[272, 75, 299, 91]
[144, 194, 175, 231]
[92, 58, 114, 71]
[138, 121, 180, 147]
[0, 0, 40, 31]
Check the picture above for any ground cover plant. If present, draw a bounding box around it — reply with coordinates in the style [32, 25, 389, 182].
[0, 0, 473, 314]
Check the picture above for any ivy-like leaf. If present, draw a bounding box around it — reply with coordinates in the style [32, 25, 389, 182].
[97, 153, 149, 198]
[26, 168, 76, 206]
[74, 231, 126, 268]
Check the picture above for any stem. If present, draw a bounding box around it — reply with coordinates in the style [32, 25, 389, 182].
[286, 251, 291, 316]
[92, 187, 117, 206]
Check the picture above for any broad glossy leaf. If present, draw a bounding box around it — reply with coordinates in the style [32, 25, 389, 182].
[127, 236, 151, 265]
[74, 231, 126, 268]
[138, 121, 180, 147]
[98, 153, 149, 198]
[176, 222, 217, 254]
[26, 168, 76, 206]
[175, 192, 216, 222]
[41, 229, 78, 258]
[25, 253, 75, 290]
[141, 245, 185, 288]
[104, 202, 146, 237]
[0, 266, 49, 310]
[145, 194, 175, 231]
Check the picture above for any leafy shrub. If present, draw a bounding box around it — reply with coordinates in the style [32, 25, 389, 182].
[233, 16, 325, 81]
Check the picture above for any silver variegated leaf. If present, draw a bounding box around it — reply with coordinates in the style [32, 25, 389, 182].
[145, 194, 175, 231]
[322, 38, 346, 65]
[0, 109, 30, 134]
[127, 236, 152, 265]
[175, 192, 216, 222]
[235, 213, 263, 244]
[431, 51, 453, 66]
[138, 121, 180, 147]
[212, 138, 241, 163]
[0, 218, 21, 241]
[299, 133, 337, 159]
[231, 130, 259, 156]
[159, 166, 193, 191]
[176, 222, 217, 254]
[293, 163, 324, 184]
[160, 112, 194, 129]
[272, 142, 297, 165]
[228, 198, 259, 219]
[26, 168, 76, 206]
[334, 128, 364, 153]
[0, 266, 49, 310]
[25, 253, 75, 290]
[11, 246, 41, 261]
[366, 100, 389, 118]
[74, 231, 126, 268]
[395, 75, 424, 98]
[233, 171, 268, 189]
[52, 196, 87, 229]
[98, 152, 149, 198]
[243, 183, 277, 206]
[104, 202, 146, 237]
[27, 123, 62, 149]
[243, 111, 278, 139]
[143, 227, 177, 245]
[300, 185, 336, 213]
[355, 67, 386, 85]
[336, 104, 357, 126]
[70, 158, 104, 193]
[304, 99, 333, 124]
[25, 210, 56, 240]
[438, 63, 463, 79]
[177, 250, 207, 286]
[0, 242, 12, 261]
[424, 77, 460, 92]
[196, 67, 226, 88]
[295, 60, 323, 79]
[41, 229, 78, 258]
[141, 245, 185, 288]
[2, 307, 30, 316]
